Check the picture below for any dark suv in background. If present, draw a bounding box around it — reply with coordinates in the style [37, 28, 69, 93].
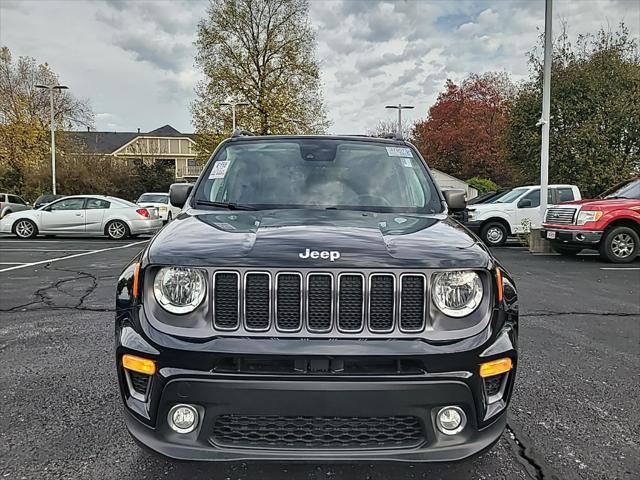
[115, 134, 519, 462]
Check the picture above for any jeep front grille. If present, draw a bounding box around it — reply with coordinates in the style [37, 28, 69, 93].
[544, 207, 577, 225]
[212, 270, 429, 336]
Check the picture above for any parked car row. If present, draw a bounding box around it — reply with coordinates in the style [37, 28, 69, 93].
[0, 195, 163, 239]
[458, 178, 640, 263]
[541, 177, 640, 263]
[463, 184, 581, 246]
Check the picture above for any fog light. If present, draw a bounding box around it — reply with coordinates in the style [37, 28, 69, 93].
[167, 404, 199, 434]
[436, 406, 467, 435]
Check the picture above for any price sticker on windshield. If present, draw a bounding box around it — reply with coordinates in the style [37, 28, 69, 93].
[209, 161, 230, 179]
[386, 146, 413, 158]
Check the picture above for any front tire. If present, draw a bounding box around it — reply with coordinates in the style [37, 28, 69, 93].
[14, 219, 38, 239]
[480, 222, 508, 247]
[106, 220, 130, 240]
[551, 244, 582, 256]
[599, 226, 639, 263]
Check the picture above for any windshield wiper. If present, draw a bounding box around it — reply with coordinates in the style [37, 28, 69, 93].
[193, 199, 257, 210]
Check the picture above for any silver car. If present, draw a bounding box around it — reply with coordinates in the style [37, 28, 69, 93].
[0, 195, 163, 239]
[0, 193, 31, 219]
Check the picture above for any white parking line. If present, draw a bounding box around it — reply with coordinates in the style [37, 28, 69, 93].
[0, 241, 148, 273]
[1, 249, 94, 252]
[0, 262, 25, 265]
[600, 267, 640, 270]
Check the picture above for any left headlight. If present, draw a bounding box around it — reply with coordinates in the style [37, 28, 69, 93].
[432, 271, 483, 318]
[153, 267, 207, 314]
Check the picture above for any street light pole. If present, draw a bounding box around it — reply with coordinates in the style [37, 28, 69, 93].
[385, 104, 414, 138]
[539, 0, 553, 218]
[36, 84, 68, 195]
[220, 101, 250, 132]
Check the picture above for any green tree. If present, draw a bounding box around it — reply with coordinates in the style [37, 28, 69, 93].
[506, 24, 640, 197]
[192, 0, 329, 150]
[466, 177, 499, 194]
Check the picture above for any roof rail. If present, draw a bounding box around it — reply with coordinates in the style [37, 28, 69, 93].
[231, 129, 255, 138]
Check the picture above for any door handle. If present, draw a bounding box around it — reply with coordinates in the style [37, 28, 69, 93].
[75, 213, 82, 216]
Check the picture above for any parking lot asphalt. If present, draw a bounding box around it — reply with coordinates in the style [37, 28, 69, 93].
[0, 236, 638, 480]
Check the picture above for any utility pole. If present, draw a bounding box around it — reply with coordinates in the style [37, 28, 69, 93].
[36, 84, 68, 195]
[539, 0, 552, 217]
[531, 0, 553, 253]
[385, 104, 414, 137]
[220, 101, 250, 132]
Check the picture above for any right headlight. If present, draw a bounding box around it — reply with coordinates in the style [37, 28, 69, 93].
[432, 271, 483, 317]
[153, 267, 207, 314]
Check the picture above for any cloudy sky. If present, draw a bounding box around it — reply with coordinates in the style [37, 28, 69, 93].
[1, 0, 638, 134]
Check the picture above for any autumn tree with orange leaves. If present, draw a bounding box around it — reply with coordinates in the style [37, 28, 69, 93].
[412, 72, 516, 185]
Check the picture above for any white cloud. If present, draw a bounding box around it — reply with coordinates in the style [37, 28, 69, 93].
[1, 0, 638, 135]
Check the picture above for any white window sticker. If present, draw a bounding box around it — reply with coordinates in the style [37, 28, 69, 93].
[209, 161, 230, 179]
[386, 146, 413, 158]
[400, 157, 413, 168]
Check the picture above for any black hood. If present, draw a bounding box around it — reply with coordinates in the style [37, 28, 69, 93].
[146, 209, 491, 269]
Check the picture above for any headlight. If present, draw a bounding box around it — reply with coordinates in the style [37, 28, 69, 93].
[576, 210, 602, 225]
[153, 267, 207, 314]
[432, 271, 483, 317]
[467, 209, 475, 219]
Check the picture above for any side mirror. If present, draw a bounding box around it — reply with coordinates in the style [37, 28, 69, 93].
[170, 184, 193, 208]
[443, 189, 467, 212]
[518, 199, 533, 208]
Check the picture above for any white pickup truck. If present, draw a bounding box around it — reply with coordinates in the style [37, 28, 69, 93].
[464, 184, 581, 246]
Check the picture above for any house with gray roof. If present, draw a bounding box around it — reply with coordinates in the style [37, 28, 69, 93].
[70, 125, 203, 181]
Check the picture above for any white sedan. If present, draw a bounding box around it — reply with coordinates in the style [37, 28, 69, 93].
[0, 195, 163, 239]
[136, 192, 181, 223]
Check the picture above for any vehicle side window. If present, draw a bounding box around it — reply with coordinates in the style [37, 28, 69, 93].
[86, 199, 111, 210]
[49, 198, 86, 210]
[8, 195, 25, 204]
[554, 188, 574, 202]
[518, 189, 540, 208]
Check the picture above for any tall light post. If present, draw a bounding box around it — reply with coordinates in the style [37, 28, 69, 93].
[385, 104, 414, 138]
[531, 0, 553, 252]
[538, 0, 553, 218]
[36, 84, 68, 195]
[220, 101, 250, 132]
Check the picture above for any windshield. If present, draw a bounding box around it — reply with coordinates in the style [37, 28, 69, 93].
[193, 139, 443, 214]
[138, 194, 168, 204]
[601, 179, 640, 200]
[495, 187, 529, 203]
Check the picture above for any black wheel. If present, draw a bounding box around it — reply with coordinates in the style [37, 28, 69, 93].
[480, 222, 508, 247]
[551, 244, 582, 256]
[105, 220, 130, 240]
[13, 219, 38, 239]
[599, 226, 639, 263]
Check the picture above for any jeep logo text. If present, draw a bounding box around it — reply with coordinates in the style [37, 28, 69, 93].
[299, 249, 340, 261]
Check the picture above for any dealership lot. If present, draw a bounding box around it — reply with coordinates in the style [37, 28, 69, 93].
[0, 236, 638, 480]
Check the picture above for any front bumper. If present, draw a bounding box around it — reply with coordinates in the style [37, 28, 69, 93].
[540, 227, 602, 245]
[124, 376, 507, 462]
[116, 320, 517, 462]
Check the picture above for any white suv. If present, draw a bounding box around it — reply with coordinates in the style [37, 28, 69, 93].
[464, 184, 581, 246]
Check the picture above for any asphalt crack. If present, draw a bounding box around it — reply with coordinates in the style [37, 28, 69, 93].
[0, 263, 113, 313]
[506, 422, 560, 480]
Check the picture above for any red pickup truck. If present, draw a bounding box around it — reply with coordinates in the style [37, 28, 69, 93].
[541, 177, 640, 263]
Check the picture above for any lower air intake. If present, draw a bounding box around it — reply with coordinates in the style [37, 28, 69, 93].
[211, 415, 425, 450]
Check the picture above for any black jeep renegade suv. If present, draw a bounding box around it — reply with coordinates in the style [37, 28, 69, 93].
[115, 135, 518, 462]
